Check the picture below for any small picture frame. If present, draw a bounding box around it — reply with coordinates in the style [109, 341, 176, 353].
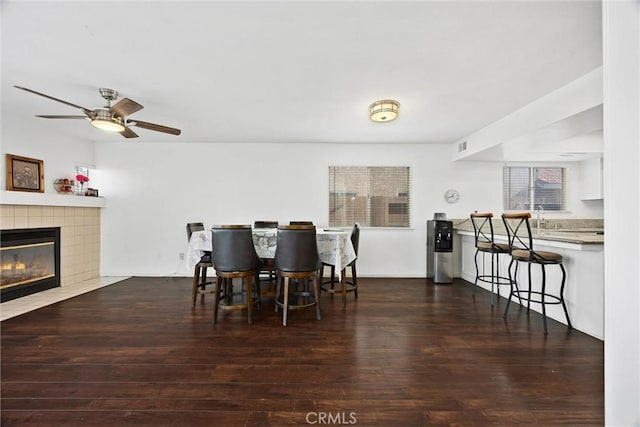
[85, 188, 99, 197]
[6, 154, 45, 193]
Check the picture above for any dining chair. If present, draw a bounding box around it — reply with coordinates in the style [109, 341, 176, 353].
[254, 220, 279, 229]
[211, 225, 263, 325]
[501, 212, 572, 334]
[289, 221, 314, 225]
[253, 220, 279, 297]
[187, 222, 215, 307]
[319, 223, 360, 306]
[274, 225, 322, 326]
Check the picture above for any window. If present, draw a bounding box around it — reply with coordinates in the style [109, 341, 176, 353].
[503, 166, 567, 211]
[329, 166, 410, 227]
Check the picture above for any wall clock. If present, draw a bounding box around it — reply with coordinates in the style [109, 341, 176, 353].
[444, 189, 460, 204]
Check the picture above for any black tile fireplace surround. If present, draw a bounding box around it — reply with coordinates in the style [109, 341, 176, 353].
[1, 227, 61, 302]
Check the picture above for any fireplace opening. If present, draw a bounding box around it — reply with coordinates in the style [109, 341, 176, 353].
[1, 227, 61, 302]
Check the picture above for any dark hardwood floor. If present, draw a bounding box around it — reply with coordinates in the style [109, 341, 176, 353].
[1, 277, 603, 426]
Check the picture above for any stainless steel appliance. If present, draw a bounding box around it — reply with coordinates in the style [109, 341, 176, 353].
[427, 215, 454, 283]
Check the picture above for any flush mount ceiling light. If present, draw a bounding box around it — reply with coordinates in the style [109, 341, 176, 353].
[369, 99, 400, 122]
[90, 108, 125, 132]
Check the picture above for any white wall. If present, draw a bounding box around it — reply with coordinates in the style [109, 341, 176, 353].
[0, 110, 603, 281]
[94, 141, 603, 278]
[603, 0, 640, 424]
[0, 129, 96, 192]
[453, 68, 602, 161]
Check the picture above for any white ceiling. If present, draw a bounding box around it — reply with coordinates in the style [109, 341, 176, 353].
[2, 1, 603, 144]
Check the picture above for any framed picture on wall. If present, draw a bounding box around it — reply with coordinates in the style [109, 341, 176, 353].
[6, 154, 45, 193]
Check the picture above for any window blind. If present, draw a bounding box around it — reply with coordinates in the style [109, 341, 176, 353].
[329, 166, 411, 227]
[503, 166, 567, 211]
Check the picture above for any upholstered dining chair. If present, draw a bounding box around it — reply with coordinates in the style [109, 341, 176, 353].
[254, 220, 279, 229]
[187, 222, 215, 307]
[501, 212, 572, 334]
[211, 225, 263, 325]
[274, 225, 322, 326]
[253, 220, 279, 297]
[319, 223, 360, 306]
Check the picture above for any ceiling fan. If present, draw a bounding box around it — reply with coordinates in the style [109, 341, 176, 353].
[14, 85, 181, 138]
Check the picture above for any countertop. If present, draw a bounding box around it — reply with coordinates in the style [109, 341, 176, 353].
[526, 230, 604, 244]
[451, 218, 604, 246]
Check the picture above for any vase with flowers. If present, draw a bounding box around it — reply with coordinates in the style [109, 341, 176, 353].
[76, 174, 89, 195]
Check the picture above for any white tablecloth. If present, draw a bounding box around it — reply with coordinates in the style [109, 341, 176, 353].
[186, 228, 356, 273]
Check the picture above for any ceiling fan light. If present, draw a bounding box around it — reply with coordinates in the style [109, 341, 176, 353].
[90, 109, 125, 132]
[91, 119, 125, 132]
[369, 99, 400, 122]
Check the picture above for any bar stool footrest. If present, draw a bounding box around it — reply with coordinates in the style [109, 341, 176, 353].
[275, 291, 318, 310]
[321, 283, 357, 294]
[476, 275, 511, 287]
[513, 290, 564, 305]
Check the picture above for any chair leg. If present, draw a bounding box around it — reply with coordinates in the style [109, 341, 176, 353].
[255, 273, 261, 305]
[351, 263, 358, 299]
[330, 266, 336, 290]
[191, 266, 201, 308]
[541, 264, 548, 334]
[513, 260, 522, 305]
[275, 276, 281, 313]
[341, 268, 347, 307]
[495, 252, 501, 299]
[313, 275, 321, 320]
[254, 272, 261, 304]
[559, 263, 572, 329]
[201, 267, 208, 289]
[246, 276, 253, 325]
[527, 263, 533, 313]
[212, 276, 223, 324]
[490, 251, 496, 306]
[504, 258, 516, 319]
[282, 277, 290, 326]
[225, 279, 233, 305]
[473, 248, 480, 295]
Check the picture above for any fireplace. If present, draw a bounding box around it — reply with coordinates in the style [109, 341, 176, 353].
[1, 227, 61, 302]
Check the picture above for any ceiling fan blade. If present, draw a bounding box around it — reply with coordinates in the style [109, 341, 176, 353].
[14, 85, 93, 115]
[120, 127, 139, 139]
[36, 115, 88, 119]
[111, 98, 144, 117]
[129, 119, 181, 136]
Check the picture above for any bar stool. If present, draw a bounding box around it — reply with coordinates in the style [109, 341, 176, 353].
[274, 225, 322, 326]
[469, 213, 512, 305]
[211, 225, 263, 325]
[501, 212, 572, 334]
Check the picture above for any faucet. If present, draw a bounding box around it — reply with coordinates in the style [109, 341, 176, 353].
[536, 205, 544, 234]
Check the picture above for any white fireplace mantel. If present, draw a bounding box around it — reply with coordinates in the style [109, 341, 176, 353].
[0, 190, 105, 208]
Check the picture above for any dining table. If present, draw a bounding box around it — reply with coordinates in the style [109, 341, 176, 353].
[185, 227, 357, 291]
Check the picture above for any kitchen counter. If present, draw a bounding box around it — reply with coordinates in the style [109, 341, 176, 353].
[452, 217, 604, 339]
[534, 230, 603, 244]
[451, 218, 604, 248]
